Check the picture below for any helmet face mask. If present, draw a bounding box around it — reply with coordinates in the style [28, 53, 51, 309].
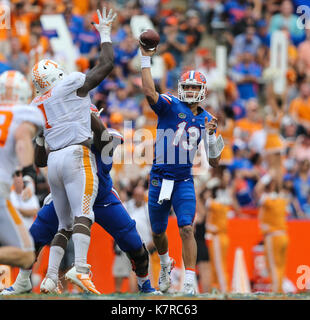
[31, 59, 65, 95]
[178, 71, 207, 104]
[0, 70, 31, 105]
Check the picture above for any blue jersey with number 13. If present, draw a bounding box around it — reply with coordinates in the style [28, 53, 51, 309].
[150, 93, 213, 180]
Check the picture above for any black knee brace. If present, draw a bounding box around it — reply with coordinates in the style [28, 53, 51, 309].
[126, 243, 149, 277]
[50, 229, 73, 250]
[73, 216, 92, 236]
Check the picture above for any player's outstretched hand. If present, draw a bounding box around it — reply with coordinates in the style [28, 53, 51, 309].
[92, 7, 117, 35]
[206, 116, 218, 135]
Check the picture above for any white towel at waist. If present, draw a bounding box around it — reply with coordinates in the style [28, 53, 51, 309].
[157, 179, 175, 205]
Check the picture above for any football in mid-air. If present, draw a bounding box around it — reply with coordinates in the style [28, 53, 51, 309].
[139, 29, 160, 51]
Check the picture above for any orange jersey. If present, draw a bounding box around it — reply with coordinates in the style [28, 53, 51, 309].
[264, 114, 285, 152]
[259, 193, 288, 234]
[218, 119, 234, 164]
[289, 97, 310, 125]
[235, 118, 263, 137]
[219, 118, 234, 142]
[264, 132, 284, 152]
[72, 0, 90, 15]
[207, 200, 229, 234]
[265, 113, 283, 132]
[0, 3, 9, 40]
[11, 12, 38, 53]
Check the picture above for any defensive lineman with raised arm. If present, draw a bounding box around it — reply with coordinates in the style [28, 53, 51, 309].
[0, 70, 45, 269]
[139, 45, 223, 294]
[1, 118, 158, 295]
[30, 6, 117, 294]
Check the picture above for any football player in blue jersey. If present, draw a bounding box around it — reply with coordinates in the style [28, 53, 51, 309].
[0, 109, 158, 296]
[139, 45, 223, 294]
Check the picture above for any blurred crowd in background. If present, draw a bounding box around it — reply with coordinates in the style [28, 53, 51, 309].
[1, 0, 310, 226]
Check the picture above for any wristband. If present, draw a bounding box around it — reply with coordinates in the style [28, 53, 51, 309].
[208, 133, 216, 144]
[99, 23, 112, 43]
[141, 55, 151, 68]
[100, 32, 112, 43]
[208, 134, 224, 159]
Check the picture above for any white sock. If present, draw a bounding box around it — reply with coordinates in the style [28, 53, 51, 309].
[137, 274, 149, 287]
[72, 233, 90, 273]
[46, 245, 65, 283]
[184, 269, 196, 284]
[15, 269, 32, 284]
[159, 251, 170, 265]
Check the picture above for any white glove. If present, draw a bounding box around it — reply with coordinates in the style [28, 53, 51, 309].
[208, 134, 224, 159]
[92, 7, 117, 43]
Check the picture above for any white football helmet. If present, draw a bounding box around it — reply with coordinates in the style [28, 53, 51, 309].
[0, 70, 32, 105]
[31, 59, 65, 95]
[178, 70, 207, 104]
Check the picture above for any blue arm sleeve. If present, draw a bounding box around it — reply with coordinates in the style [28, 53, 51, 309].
[149, 94, 172, 116]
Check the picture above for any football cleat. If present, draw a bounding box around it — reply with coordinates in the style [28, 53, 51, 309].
[40, 277, 61, 294]
[138, 279, 161, 295]
[159, 258, 175, 293]
[65, 266, 101, 295]
[0, 279, 32, 295]
[182, 282, 197, 295]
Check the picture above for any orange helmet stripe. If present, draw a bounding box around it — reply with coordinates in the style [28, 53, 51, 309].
[45, 60, 58, 68]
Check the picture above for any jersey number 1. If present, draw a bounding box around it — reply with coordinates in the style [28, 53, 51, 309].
[38, 104, 52, 129]
[0, 110, 13, 147]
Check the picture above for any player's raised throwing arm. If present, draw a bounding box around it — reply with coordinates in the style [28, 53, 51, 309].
[140, 46, 159, 106]
[77, 7, 117, 97]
